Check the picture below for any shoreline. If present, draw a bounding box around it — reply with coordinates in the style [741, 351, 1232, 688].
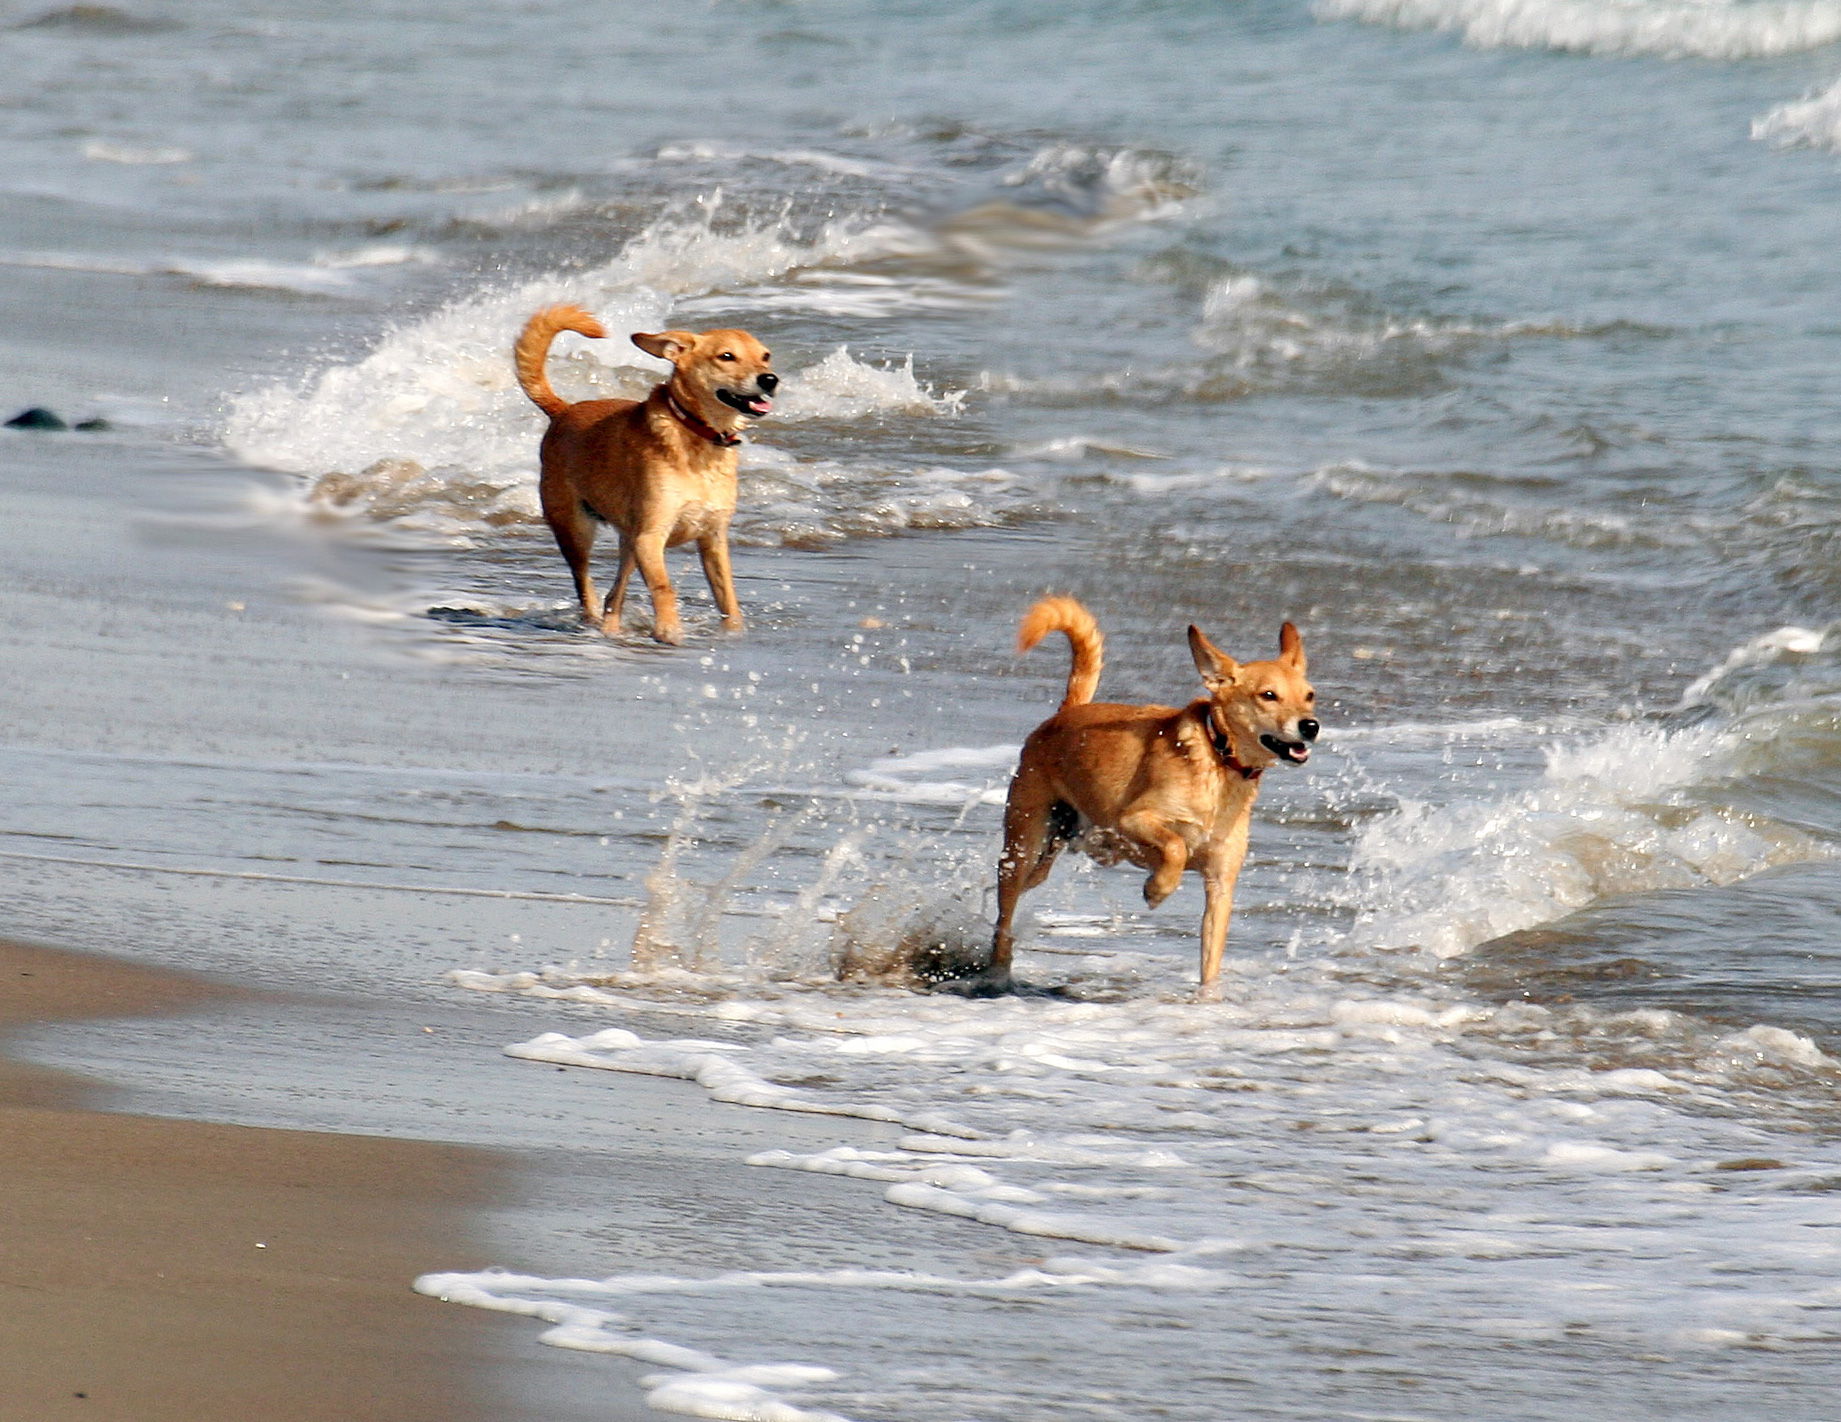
[0, 937, 514, 1422]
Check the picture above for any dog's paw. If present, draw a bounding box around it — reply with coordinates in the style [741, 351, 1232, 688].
[652, 623, 685, 646]
[1143, 873, 1178, 909]
[721, 615, 745, 634]
[930, 971, 1015, 998]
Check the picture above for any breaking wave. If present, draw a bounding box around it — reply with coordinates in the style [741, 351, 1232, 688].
[1316, 0, 1841, 60]
[1337, 626, 1841, 962]
[222, 209, 976, 541]
[1753, 74, 1841, 150]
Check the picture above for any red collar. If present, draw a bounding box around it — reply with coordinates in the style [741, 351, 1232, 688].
[1208, 711, 1263, 782]
[664, 389, 742, 447]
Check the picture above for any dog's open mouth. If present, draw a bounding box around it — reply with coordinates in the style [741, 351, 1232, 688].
[1259, 733, 1310, 765]
[716, 388, 774, 418]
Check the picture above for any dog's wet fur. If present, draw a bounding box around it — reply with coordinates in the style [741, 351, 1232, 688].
[513, 306, 778, 644]
[942, 597, 1318, 997]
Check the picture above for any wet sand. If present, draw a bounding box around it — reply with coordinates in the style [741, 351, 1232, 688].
[0, 938, 508, 1422]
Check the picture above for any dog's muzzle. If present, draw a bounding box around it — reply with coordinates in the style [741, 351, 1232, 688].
[717, 373, 776, 418]
[1260, 731, 1313, 765]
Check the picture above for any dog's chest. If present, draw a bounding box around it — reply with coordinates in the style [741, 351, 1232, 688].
[671, 499, 728, 541]
[668, 461, 739, 540]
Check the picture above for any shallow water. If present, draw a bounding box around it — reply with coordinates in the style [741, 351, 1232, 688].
[5, 0, 1841, 1417]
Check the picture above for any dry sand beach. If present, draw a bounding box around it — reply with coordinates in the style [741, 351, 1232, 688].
[0, 938, 506, 1422]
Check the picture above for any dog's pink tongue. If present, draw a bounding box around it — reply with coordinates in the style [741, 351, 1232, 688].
[748, 396, 773, 415]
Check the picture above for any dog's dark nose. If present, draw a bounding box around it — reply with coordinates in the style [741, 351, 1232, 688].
[756, 372, 779, 394]
[1298, 718, 1319, 742]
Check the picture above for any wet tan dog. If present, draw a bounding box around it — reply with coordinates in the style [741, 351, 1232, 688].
[974, 597, 1318, 996]
[514, 305, 777, 644]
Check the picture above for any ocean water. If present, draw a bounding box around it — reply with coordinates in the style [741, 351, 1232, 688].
[6, 0, 1841, 1417]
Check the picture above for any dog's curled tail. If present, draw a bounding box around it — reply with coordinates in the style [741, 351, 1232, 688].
[1018, 596, 1104, 708]
[514, 304, 607, 417]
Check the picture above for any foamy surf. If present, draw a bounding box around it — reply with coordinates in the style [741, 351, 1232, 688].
[1316, 0, 1841, 59]
[0, 248, 433, 297]
[415, 1270, 855, 1422]
[447, 952, 1841, 1422]
[221, 210, 982, 544]
[1338, 722, 1826, 960]
[1753, 74, 1841, 150]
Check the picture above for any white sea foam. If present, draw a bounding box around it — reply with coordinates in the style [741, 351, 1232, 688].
[1754, 74, 1841, 150]
[414, 1270, 854, 1422]
[456, 971, 1841, 1375]
[417, 1255, 1254, 1418]
[1341, 721, 1827, 959]
[842, 744, 1018, 806]
[1317, 0, 1841, 59]
[222, 213, 974, 542]
[733, 456, 1030, 548]
[0, 248, 422, 297]
[770, 348, 964, 422]
[1677, 622, 1827, 707]
[653, 141, 918, 182]
[310, 243, 440, 270]
[81, 138, 191, 164]
[992, 144, 1200, 227]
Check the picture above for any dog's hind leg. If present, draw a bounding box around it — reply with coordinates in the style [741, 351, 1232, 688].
[1024, 799, 1079, 892]
[984, 777, 1070, 989]
[697, 529, 744, 633]
[605, 534, 638, 637]
[545, 498, 602, 625]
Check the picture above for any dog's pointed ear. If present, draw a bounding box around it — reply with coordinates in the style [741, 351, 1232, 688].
[1279, 621, 1306, 673]
[1189, 625, 1239, 692]
[631, 330, 699, 363]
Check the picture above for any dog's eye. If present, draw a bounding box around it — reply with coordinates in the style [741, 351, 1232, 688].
[762, 352, 771, 363]
[1260, 690, 1279, 701]
[718, 352, 736, 362]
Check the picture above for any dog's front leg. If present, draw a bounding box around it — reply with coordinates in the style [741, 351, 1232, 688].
[1196, 822, 1251, 995]
[632, 531, 682, 644]
[1118, 812, 1189, 908]
[1197, 878, 1237, 998]
[697, 531, 744, 634]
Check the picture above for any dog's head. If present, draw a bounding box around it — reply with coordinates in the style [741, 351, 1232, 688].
[631, 327, 777, 430]
[1187, 621, 1318, 769]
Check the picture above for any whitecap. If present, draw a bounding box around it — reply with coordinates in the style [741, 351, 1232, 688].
[1753, 74, 1841, 151]
[1316, 0, 1841, 60]
[223, 212, 966, 539]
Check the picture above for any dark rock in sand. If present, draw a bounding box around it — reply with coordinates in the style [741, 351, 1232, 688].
[74, 417, 111, 431]
[6, 408, 69, 431]
[15, 5, 180, 34]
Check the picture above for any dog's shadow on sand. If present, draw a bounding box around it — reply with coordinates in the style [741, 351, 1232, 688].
[424, 605, 584, 635]
[424, 605, 746, 647]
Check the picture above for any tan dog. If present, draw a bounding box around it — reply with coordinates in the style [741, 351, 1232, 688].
[514, 305, 777, 644]
[975, 597, 1318, 996]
